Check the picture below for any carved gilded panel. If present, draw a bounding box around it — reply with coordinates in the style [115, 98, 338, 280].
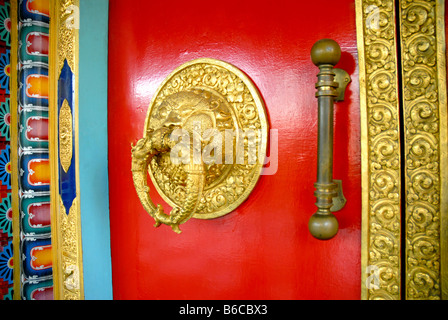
[357, 0, 447, 300]
[356, 0, 402, 300]
[399, 0, 447, 300]
[49, 0, 83, 300]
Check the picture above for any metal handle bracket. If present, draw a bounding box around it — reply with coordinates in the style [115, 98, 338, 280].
[334, 68, 351, 102]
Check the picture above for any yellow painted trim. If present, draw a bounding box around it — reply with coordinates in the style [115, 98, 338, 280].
[73, 0, 84, 300]
[49, 0, 61, 300]
[10, 0, 21, 301]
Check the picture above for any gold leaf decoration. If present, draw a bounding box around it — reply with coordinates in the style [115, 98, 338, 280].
[356, 0, 402, 300]
[57, 0, 77, 74]
[51, 0, 83, 300]
[358, 0, 447, 300]
[59, 99, 73, 173]
[399, 0, 446, 300]
[59, 196, 82, 300]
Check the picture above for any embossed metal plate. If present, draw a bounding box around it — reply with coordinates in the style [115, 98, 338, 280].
[144, 58, 268, 219]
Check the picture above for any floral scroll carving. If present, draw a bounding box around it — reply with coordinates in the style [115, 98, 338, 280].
[358, 0, 446, 300]
[357, 0, 402, 300]
[400, 0, 445, 300]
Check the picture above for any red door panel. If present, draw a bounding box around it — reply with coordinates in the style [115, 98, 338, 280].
[108, 0, 361, 299]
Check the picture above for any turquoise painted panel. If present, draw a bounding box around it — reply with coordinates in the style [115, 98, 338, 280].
[79, 0, 113, 300]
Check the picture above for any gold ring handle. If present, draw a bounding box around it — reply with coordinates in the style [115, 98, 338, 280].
[131, 126, 205, 234]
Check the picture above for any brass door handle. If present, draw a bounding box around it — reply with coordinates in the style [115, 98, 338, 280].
[131, 59, 269, 234]
[308, 39, 350, 240]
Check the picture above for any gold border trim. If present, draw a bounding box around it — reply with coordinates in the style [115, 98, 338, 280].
[356, 0, 402, 300]
[400, 0, 447, 300]
[49, 0, 84, 300]
[436, 0, 448, 301]
[356, 0, 369, 300]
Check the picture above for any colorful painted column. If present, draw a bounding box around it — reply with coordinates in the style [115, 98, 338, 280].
[10, 0, 53, 300]
[9, 0, 83, 300]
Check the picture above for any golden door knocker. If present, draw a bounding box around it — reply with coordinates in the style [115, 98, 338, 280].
[131, 58, 269, 233]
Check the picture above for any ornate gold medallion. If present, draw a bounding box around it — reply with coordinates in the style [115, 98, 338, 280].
[132, 58, 268, 232]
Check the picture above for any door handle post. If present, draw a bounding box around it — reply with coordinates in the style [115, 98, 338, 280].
[308, 39, 349, 240]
